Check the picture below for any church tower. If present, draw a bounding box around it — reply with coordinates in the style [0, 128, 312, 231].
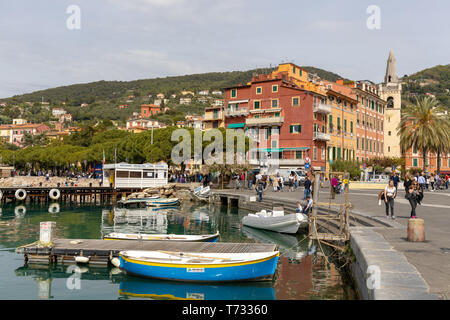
[378, 50, 402, 158]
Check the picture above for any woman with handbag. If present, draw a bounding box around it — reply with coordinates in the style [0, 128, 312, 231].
[384, 180, 397, 219]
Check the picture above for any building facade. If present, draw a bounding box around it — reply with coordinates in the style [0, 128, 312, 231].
[140, 104, 161, 118]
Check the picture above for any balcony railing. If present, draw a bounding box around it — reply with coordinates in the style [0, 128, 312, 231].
[246, 116, 284, 127]
[313, 103, 332, 114]
[225, 108, 249, 117]
[313, 131, 331, 141]
[203, 112, 223, 121]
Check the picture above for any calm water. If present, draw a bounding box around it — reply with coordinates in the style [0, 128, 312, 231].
[0, 202, 356, 300]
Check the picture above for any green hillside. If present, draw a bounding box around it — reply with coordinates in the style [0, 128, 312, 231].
[0, 66, 344, 125]
[402, 64, 450, 107]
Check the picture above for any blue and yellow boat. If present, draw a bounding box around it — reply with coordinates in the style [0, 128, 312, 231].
[118, 279, 276, 300]
[119, 250, 279, 282]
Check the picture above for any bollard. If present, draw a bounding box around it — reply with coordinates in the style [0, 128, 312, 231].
[40, 221, 56, 246]
[407, 218, 425, 242]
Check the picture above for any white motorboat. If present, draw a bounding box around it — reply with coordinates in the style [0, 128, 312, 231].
[242, 208, 308, 234]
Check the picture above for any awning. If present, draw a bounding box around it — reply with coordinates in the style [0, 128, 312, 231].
[228, 123, 245, 129]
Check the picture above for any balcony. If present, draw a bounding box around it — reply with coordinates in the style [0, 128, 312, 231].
[203, 112, 223, 121]
[313, 131, 331, 141]
[225, 108, 249, 117]
[313, 103, 332, 114]
[250, 158, 305, 167]
[246, 116, 284, 127]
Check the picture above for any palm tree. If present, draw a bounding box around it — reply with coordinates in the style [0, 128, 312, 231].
[398, 97, 450, 173]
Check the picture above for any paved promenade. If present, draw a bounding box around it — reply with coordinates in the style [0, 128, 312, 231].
[214, 184, 450, 299]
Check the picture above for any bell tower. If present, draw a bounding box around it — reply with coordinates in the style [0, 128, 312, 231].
[378, 50, 402, 158]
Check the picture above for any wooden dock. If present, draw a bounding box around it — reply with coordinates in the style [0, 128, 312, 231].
[0, 186, 143, 205]
[19, 239, 278, 266]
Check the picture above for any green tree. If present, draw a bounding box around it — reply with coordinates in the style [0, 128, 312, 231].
[398, 97, 450, 172]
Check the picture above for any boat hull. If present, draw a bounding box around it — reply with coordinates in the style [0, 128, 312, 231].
[104, 232, 219, 242]
[242, 214, 302, 234]
[119, 253, 279, 282]
[148, 199, 180, 207]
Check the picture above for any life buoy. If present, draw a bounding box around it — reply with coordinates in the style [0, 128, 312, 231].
[48, 203, 60, 214]
[49, 189, 61, 200]
[14, 205, 26, 217]
[15, 189, 27, 201]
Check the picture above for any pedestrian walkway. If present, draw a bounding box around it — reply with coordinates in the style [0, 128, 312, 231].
[213, 185, 450, 299]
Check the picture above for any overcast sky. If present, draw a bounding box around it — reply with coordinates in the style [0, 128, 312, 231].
[0, 0, 449, 98]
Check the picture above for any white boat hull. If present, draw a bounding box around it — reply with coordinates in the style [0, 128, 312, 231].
[242, 213, 308, 234]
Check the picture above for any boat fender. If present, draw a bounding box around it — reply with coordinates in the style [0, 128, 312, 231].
[14, 205, 26, 217]
[111, 257, 120, 268]
[15, 189, 27, 201]
[49, 189, 61, 200]
[0, 189, 2, 201]
[48, 203, 60, 214]
[75, 256, 90, 264]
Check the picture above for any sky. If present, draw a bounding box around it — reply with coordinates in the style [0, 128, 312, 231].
[0, 0, 449, 98]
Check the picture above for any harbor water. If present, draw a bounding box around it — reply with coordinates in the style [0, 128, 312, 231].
[0, 202, 357, 300]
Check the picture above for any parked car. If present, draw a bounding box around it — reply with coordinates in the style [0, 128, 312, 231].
[371, 174, 390, 183]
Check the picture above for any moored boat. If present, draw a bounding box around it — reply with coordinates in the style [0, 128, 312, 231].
[104, 231, 219, 242]
[242, 208, 308, 234]
[147, 198, 180, 207]
[119, 250, 279, 282]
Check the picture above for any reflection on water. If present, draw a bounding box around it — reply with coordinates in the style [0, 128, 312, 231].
[0, 202, 356, 300]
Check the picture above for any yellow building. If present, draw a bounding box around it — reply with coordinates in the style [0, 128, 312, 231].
[270, 63, 327, 95]
[325, 82, 358, 168]
[202, 106, 224, 130]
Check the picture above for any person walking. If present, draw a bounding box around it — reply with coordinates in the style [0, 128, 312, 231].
[429, 174, 435, 191]
[384, 180, 397, 219]
[445, 174, 449, 190]
[405, 181, 422, 219]
[303, 176, 311, 200]
[255, 180, 264, 202]
[288, 172, 294, 192]
[391, 172, 400, 189]
[404, 174, 412, 192]
[293, 172, 299, 190]
[418, 173, 426, 191]
[435, 174, 441, 190]
[330, 175, 338, 199]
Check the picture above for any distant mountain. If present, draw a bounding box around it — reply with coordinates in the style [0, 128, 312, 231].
[401, 64, 450, 107]
[2, 66, 344, 105]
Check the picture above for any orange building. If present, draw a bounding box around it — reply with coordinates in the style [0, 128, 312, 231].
[140, 104, 161, 118]
[404, 149, 450, 175]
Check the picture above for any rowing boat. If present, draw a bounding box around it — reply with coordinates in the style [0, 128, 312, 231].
[119, 250, 279, 282]
[104, 231, 219, 242]
[147, 198, 180, 207]
[242, 208, 308, 234]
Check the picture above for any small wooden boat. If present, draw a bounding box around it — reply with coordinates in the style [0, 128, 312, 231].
[147, 198, 180, 207]
[242, 208, 308, 234]
[118, 279, 276, 300]
[104, 231, 220, 242]
[119, 250, 279, 282]
[117, 199, 148, 209]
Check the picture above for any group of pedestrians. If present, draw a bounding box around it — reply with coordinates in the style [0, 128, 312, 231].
[381, 172, 426, 220]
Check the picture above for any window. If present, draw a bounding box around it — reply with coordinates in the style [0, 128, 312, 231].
[144, 170, 155, 178]
[293, 66, 296, 73]
[292, 97, 299, 106]
[116, 171, 129, 178]
[271, 99, 278, 108]
[350, 121, 353, 134]
[388, 131, 391, 136]
[321, 147, 325, 160]
[254, 101, 261, 109]
[274, 112, 280, 117]
[271, 140, 278, 148]
[413, 158, 418, 167]
[313, 147, 317, 161]
[130, 171, 142, 178]
[256, 87, 262, 94]
[272, 85, 278, 93]
[295, 150, 302, 159]
[231, 89, 237, 98]
[357, 137, 359, 149]
[344, 119, 347, 132]
[265, 128, 271, 139]
[290, 125, 301, 133]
